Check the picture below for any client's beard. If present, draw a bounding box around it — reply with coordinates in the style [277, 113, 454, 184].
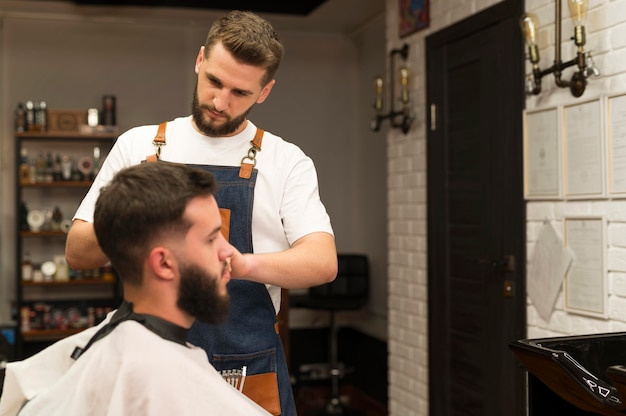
[177, 262, 230, 325]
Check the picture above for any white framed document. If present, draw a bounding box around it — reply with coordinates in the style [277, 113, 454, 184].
[563, 99, 605, 198]
[563, 216, 607, 318]
[607, 93, 626, 196]
[524, 107, 561, 199]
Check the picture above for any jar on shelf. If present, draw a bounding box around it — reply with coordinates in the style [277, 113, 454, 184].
[21, 252, 33, 282]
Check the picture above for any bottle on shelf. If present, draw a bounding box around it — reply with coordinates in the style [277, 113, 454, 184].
[34, 152, 45, 183]
[19, 202, 29, 231]
[93, 146, 101, 177]
[87, 108, 99, 127]
[19, 148, 30, 185]
[44, 152, 54, 183]
[101, 265, 116, 282]
[51, 206, 63, 231]
[21, 252, 33, 282]
[35, 101, 48, 131]
[102, 95, 116, 126]
[54, 255, 69, 282]
[24, 101, 35, 132]
[61, 155, 73, 181]
[53, 154, 63, 181]
[14, 102, 26, 133]
[20, 306, 31, 332]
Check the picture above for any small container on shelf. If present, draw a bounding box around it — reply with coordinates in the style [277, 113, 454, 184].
[21, 252, 33, 282]
[34, 101, 48, 132]
[101, 265, 116, 282]
[14, 102, 26, 133]
[24, 101, 35, 131]
[54, 255, 69, 282]
[20, 306, 31, 332]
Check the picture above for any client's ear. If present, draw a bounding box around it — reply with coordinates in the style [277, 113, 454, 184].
[147, 246, 177, 282]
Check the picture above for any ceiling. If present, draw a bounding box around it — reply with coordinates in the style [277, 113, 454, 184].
[4, 0, 384, 34]
[72, 0, 329, 16]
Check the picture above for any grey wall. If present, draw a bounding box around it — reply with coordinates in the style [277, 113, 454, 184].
[0, 4, 387, 338]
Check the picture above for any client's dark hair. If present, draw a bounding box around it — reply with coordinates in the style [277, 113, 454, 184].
[94, 162, 217, 284]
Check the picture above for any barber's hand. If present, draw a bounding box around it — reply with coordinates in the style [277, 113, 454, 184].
[229, 250, 254, 281]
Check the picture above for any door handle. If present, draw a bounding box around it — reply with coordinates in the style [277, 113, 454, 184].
[492, 255, 516, 272]
[477, 255, 516, 272]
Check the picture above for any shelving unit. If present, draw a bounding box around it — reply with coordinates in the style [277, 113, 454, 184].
[14, 130, 121, 358]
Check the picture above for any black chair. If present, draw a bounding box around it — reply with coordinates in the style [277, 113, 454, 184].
[291, 254, 370, 415]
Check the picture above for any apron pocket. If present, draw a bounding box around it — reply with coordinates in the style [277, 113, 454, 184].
[241, 372, 280, 415]
[212, 348, 280, 415]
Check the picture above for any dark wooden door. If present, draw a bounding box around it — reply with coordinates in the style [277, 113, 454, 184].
[426, 1, 526, 415]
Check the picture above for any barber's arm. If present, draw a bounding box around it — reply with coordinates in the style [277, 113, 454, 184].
[230, 231, 337, 289]
[65, 219, 109, 270]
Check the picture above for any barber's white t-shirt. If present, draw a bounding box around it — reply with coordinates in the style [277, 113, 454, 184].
[74, 117, 334, 311]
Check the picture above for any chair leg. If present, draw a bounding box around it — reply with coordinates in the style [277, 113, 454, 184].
[325, 310, 343, 415]
[305, 312, 365, 416]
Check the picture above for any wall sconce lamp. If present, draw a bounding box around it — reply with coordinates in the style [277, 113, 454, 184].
[520, 0, 599, 98]
[371, 43, 413, 134]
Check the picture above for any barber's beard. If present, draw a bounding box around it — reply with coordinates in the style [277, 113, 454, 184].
[191, 87, 251, 136]
[177, 262, 230, 325]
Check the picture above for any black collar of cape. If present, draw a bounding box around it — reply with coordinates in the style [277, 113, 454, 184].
[71, 300, 189, 360]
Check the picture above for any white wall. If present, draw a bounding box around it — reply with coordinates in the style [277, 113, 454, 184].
[384, 0, 507, 414]
[386, 0, 626, 414]
[351, 13, 389, 328]
[0, 2, 389, 339]
[522, 0, 626, 337]
[287, 12, 389, 339]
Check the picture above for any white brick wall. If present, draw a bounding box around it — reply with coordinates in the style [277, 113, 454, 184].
[524, 0, 626, 338]
[387, 0, 626, 414]
[385, 0, 504, 414]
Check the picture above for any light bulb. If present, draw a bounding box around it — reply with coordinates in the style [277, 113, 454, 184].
[519, 13, 539, 46]
[399, 67, 409, 105]
[568, 0, 588, 26]
[374, 76, 383, 112]
[520, 13, 541, 64]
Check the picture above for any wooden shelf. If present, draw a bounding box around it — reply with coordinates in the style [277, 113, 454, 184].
[22, 327, 87, 342]
[14, 118, 120, 358]
[21, 180, 93, 188]
[20, 230, 67, 237]
[16, 130, 117, 140]
[22, 279, 116, 287]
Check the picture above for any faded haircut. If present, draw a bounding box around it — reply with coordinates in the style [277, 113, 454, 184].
[94, 162, 217, 284]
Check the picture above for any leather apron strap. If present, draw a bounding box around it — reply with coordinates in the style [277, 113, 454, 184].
[146, 121, 167, 163]
[146, 121, 264, 180]
[239, 127, 264, 179]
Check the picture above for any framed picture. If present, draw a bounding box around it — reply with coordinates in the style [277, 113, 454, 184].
[607, 93, 626, 196]
[523, 107, 561, 199]
[399, 0, 429, 38]
[563, 216, 607, 319]
[563, 98, 606, 199]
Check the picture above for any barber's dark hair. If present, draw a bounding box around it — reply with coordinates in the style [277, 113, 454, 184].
[94, 162, 217, 284]
[204, 10, 283, 86]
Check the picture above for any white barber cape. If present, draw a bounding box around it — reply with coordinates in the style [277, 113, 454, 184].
[0, 314, 270, 416]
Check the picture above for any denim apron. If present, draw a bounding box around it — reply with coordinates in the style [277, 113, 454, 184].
[148, 123, 295, 416]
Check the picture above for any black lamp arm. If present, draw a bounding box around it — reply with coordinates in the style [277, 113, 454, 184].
[371, 43, 413, 134]
[530, 52, 588, 97]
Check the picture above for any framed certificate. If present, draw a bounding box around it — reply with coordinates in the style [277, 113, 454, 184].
[524, 107, 561, 199]
[563, 216, 607, 318]
[563, 99, 605, 199]
[607, 93, 626, 196]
